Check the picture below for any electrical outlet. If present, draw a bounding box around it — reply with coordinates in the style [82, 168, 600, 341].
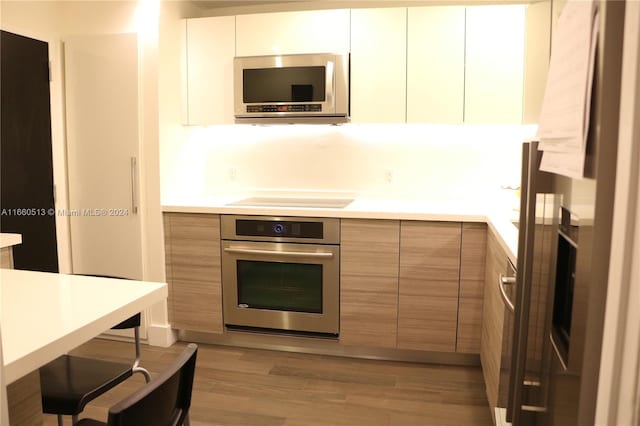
[228, 168, 237, 181]
[384, 169, 394, 184]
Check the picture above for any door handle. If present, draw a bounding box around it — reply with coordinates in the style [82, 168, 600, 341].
[498, 274, 516, 312]
[130, 157, 138, 215]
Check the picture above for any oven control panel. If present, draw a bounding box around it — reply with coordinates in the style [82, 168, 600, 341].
[236, 219, 323, 239]
[221, 215, 340, 245]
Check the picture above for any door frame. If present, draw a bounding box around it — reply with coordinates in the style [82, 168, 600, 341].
[0, 24, 72, 274]
[595, 1, 640, 424]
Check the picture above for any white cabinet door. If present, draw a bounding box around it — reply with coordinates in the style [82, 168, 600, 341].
[235, 9, 349, 56]
[182, 16, 235, 125]
[407, 6, 465, 124]
[523, 1, 551, 124]
[464, 5, 526, 124]
[64, 33, 142, 281]
[350, 8, 407, 123]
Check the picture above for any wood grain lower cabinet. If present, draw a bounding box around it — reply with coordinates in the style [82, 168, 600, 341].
[480, 227, 509, 416]
[457, 223, 488, 353]
[163, 213, 223, 334]
[398, 221, 461, 352]
[339, 219, 400, 348]
[0, 246, 14, 269]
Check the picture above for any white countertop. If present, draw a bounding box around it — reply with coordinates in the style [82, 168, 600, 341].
[163, 194, 519, 262]
[164, 197, 487, 222]
[0, 234, 21, 249]
[1, 270, 167, 384]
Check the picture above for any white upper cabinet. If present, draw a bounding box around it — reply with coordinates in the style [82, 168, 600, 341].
[182, 16, 235, 125]
[350, 8, 407, 123]
[464, 5, 526, 124]
[181, 5, 536, 126]
[407, 6, 465, 124]
[235, 9, 350, 56]
[523, 1, 551, 124]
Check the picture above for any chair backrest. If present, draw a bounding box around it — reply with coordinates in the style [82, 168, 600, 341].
[106, 343, 198, 426]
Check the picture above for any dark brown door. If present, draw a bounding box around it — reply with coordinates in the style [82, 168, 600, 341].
[1, 30, 58, 272]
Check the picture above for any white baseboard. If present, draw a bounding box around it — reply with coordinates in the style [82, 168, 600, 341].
[146, 324, 178, 347]
[495, 407, 511, 426]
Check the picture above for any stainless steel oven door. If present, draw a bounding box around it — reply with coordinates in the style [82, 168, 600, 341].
[221, 240, 339, 334]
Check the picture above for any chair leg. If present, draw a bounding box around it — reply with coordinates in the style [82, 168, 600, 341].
[72, 414, 79, 425]
[57, 414, 64, 426]
[132, 364, 152, 383]
[132, 326, 152, 383]
[183, 412, 190, 426]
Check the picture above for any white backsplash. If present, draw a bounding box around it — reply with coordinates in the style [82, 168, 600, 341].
[160, 123, 537, 203]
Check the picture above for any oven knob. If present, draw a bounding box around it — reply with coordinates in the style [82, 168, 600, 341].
[273, 224, 284, 234]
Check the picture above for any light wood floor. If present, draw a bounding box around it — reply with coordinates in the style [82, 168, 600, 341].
[43, 339, 493, 426]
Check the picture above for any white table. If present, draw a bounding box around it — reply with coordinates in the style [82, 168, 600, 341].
[1, 269, 167, 425]
[0, 234, 22, 250]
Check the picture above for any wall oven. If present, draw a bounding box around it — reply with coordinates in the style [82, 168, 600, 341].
[220, 215, 340, 335]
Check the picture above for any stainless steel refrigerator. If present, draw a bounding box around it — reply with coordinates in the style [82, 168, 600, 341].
[504, 1, 625, 425]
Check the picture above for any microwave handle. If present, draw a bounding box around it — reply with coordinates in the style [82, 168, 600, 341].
[325, 59, 334, 106]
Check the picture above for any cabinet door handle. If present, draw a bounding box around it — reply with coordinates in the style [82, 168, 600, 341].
[498, 274, 515, 312]
[130, 157, 138, 215]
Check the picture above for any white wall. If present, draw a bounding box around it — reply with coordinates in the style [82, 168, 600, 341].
[161, 123, 534, 204]
[153, 0, 203, 346]
[1, 0, 174, 346]
[0, 0, 157, 275]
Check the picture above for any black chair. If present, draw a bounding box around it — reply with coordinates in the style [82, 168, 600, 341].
[39, 275, 152, 426]
[75, 343, 198, 426]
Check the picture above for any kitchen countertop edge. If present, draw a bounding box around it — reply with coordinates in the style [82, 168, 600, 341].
[162, 199, 518, 262]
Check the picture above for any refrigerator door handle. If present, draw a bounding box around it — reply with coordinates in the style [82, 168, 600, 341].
[498, 274, 516, 312]
[508, 141, 538, 423]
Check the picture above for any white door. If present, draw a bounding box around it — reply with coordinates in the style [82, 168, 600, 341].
[64, 33, 142, 281]
[64, 34, 144, 338]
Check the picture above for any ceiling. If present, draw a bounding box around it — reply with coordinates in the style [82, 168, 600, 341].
[189, 1, 306, 9]
[189, 0, 538, 12]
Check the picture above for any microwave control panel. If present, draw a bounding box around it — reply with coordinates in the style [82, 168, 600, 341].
[246, 104, 322, 113]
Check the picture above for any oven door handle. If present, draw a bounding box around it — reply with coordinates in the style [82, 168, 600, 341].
[223, 247, 334, 259]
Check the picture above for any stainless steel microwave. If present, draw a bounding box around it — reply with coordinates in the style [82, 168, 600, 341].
[233, 53, 349, 124]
